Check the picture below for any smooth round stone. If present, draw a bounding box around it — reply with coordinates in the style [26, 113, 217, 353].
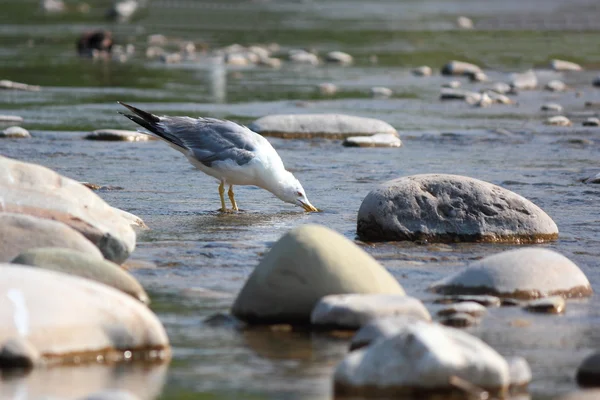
[430, 248, 592, 299]
[546, 115, 572, 126]
[412, 66, 432, 76]
[433, 295, 501, 307]
[510, 70, 538, 90]
[342, 133, 402, 148]
[456, 16, 474, 29]
[12, 247, 150, 304]
[437, 301, 487, 317]
[441, 60, 482, 77]
[0, 213, 103, 262]
[357, 174, 559, 243]
[550, 59, 582, 72]
[0, 80, 41, 92]
[317, 82, 337, 95]
[257, 57, 282, 69]
[231, 224, 404, 324]
[248, 114, 397, 139]
[439, 312, 477, 328]
[577, 352, 600, 387]
[288, 50, 319, 65]
[523, 296, 565, 314]
[545, 80, 567, 92]
[311, 294, 430, 329]
[507, 356, 532, 388]
[370, 86, 393, 98]
[325, 51, 353, 65]
[85, 129, 150, 142]
[349, 316, 427, 350]
[160, 53, 182, 64]
[334, 321, 510, 395]
[0, 264, 169, 367]
[1, 126, 30, 138]
[469, 71, 488, 82]
[541, 103, 563, 112]
[582, 117, 600, 127]
[0, 115, 23, 123]
[0, 155, 136, 263]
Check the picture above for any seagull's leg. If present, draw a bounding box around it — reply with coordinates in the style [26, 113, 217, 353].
[228, 185, 239, 211]
[218, 182, 227, 212]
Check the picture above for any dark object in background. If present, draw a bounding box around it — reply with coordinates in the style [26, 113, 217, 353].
[76, 30, 113, 57]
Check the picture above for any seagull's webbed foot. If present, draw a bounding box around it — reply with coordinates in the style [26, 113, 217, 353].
[218, 182, 228, 213]
[228, 185, 239, 211]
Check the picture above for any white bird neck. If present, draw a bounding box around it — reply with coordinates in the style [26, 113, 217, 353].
[260, 168, 296, 200]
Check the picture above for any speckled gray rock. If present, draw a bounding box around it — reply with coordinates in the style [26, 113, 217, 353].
[357, 174, 559, 243]
[524, 296, 565, 314]
[12, 247, 149, 304]
[577, 352, 600, 387]
[249, 114, 397, 139]
[311, 294, 430, 329]
[1, 126, 30, 138]
[430, 248, 592, 299]
[545, 80, 567, 92]
[0, 115, 23, 123]
[231, 224, 404, 324]
[85, 129, 150, 142]
[349, 316, 427, 350]
[582, 118, 600, 127]
[441, 60, 482, 77]
[0, 213, 103, 262]
[342, 133, 401, 148]
[541, 103, 563, 112]
[413, 66, 432, 76]
[0, 156, 136, 263]
[334, 321, 510, 396]
[437, 301, 487, 317]
[0, 264, 169, 366]
[550, 59, 582, 72]
[510, 70, 538, 90]
[546, 115, 572, 126]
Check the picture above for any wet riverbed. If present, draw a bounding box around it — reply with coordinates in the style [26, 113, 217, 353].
[1, 0, 600, 399]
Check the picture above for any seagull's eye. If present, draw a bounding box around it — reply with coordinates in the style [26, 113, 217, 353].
[297, 191, 303, 197]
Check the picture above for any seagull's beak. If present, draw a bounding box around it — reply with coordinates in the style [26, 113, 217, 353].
[298, 199, 319, 212]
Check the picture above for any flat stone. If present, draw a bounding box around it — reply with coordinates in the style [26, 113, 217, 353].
[0, 213, 103, 262]
[437, 301, 487, 317]
[457, 16, 474, 29]
[523, 296, 565, 314]
[311, 294, 430, 329]
[546, 115, 572, 126]
[257, 57, 282, 69]
[470, 71, 488, 82]
[545, 80, 567, 92]
[357, 174, 559, 243]
[370, 87, 393, 98]
[412, 66, 432, 76]
[85, 129, 150, 142]
[550, 59, 582, 72]
[433, 295, 501, 307]
[231, 224, 404, 325]
[430, 248, 592, 299]
[325, 51, 353, 65]
[510, 70, 538, 90]
[248, 114, 397, 139]
[441, 60, 482, 77]
[0, 80, 41, 92]
[342, 133, 402, 148]
[475, 92, 493, 107]
[577, 352, 600, 387]
[160, 53, 182, 64]
[439, 88, 481, 102]
[317, 82, 337, 95]
[541, 103, 563, 112]
[0, 156, 136, 263]
[12, 247, 149, 304]
[0, 264, 169, 367]
[1, 126, 30, 138]
[582, 117, 600, 127]
[439, 312, 477, 327]
[0, 115, 23, 123]
[349, 316, 427, 351]
[557, 390, 600, 400]
[507, 356, 532, 388]
[334, 321, 510, 396]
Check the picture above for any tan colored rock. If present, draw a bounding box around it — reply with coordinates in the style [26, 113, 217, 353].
[0, 213, 102, 262]
[0, 156, 136, 263]
[231, 224, 404, 324]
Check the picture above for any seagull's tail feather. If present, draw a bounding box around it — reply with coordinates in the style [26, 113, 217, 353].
[117, 101, 185, 149]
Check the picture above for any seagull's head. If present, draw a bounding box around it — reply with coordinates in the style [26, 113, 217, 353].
[275, 171, 318, 212]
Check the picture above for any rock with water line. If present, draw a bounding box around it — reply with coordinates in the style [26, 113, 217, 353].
[546, 115, 572, 126]
[85, 129, 151, 142]
[370, 86, 393, 98]
[317, 82, 337, 96]
[342, 133, 401, 148]
[545, 79, 567, 92]
[231, 224, 404, 324]
[441, 60, 482, 77]
[582, 117, 600, 127]
[439, 312, 478, 327]
[325, 51, 353, 65]
[523, 296, 565, 314]
[437, 301, 487, 317]
[584, 172, 600, 184]
[1, 126, 30, 138]
[550, 59, 582, 72]
[288, 49, 319, 65]
[433, 294, 501, 307]
[357, 174, 559, 243]
[439, 88, 481, 102]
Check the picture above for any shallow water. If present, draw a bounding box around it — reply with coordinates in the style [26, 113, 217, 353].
[1, 0, 600, 399]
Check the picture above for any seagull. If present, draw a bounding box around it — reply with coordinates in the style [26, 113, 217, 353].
[118, 102, 318, 213]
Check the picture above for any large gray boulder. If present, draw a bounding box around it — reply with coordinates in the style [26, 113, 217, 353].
[248, 114, 397, 139]
[0, 213, 103, 262]
[430, 248, 592, 299]
[357, 174, 558, 243]
[0, 264, 169, 368]
[334, 321, 512, 396]
[11, 247, 149, 304]
[231, 224, 404, 324]
[0, 156, 136, 263]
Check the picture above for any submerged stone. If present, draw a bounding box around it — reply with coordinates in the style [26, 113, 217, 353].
[342, 133, 401, 148]
[0, 115, 23, 123]
[524, 296, 566, 314]
[582, 117, 600, 127]
[441, 60, 482, 77]
[545, 80, 567, 92]
[433, 295, 501, 307]
[370, 87, 393, 98]
[325, 51, 353, 65]
[317, 82, 337, 95]
[412, 66, 432, 76]
[0, 80, 41, 92]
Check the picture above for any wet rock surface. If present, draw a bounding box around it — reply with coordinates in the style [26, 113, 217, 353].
[524, 296, 566, 314]
[357, 174, 559, 243]
[342, 133, 401, 147]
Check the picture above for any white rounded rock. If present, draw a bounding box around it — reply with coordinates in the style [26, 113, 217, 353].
[85, 129, 150, 142]
[349, 316, 426, 350]
[550, 59, 582, 72]
[357, 174, 558, 243]
[288, 50, 319, 65]
[0, 115, 23, 123]
[437, 301, 487, 317]
[311, 294, 430, 329]
[1, 126, 30, 138]
[456, 16, 474, 29]
[546, 115, 572, 126]
[545, 80, 567, 92]
[231, 224, 404, 324]
[430, 248, 592, 299]
[342, 133, 401, 148]
[582, 117, 600, 127]
[317, 82, 338, 95]
[325, 51, 353, 65]
[510, 70, 538, 90]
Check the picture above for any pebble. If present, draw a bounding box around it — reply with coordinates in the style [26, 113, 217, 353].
[441, 60, 482, 77]
[0, 115, 24, 123]
[311, 294, 430, 329]
[545, 79, 567, 92]
[412, 66, 432, 76]
[510, 69, 538, 90]
[370, 87, 393, 98]
[85, 129, 150, 142]
[41, 0, 65, 13]
[523, 296, 566, 314]
[490, 82, 511, 94]
[231, 224, 404, 324]
[0, 126, 30, 138]
[469, 71, 488, 82]
[475, 92, 493, 107]
[439, 312, 478, 327]
[325, 51, 353, 65]
[0, 80, 41, 92]
[357, 174, 558, 243]
[456, 16, 474, 29]
[430, 248, 591, 299]
[442, 80, 461, 89]
[582, 117, 600, 127]
[541, 103, 563, 112]
[437, 301, 487, 317]
[342, 133, 402, 148]
[546, 115, 572, 126]
[349, 316, 427, 350]
[249, 114, 397, 139]
[288, 50, 319, 65]
[146, 46, 164, 59]
[550, 59, 582, 72]
[317, 82, 337, 96]
[257, 57, 282, 69]
[577, 352, 600, 387]
[147, 34, 168, 46]
[107, 0, 139, 22]
[439, 88, 481, 102]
